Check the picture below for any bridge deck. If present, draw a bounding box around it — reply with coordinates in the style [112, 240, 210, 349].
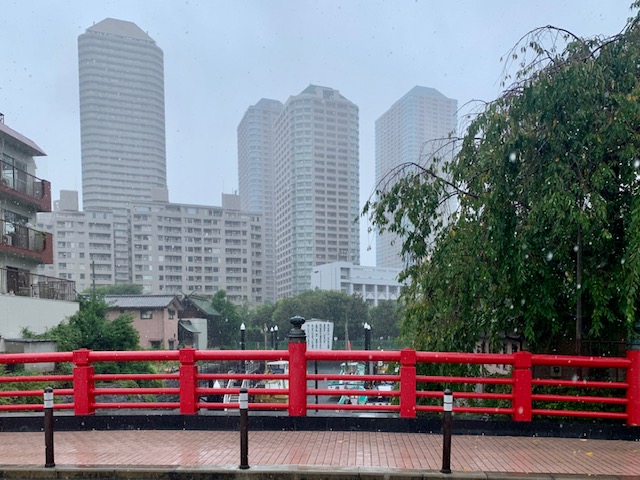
[1, 429, 639, 479]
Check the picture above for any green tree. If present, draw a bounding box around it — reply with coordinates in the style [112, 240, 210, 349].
[81, 284, 143, 296]
[271, 290, 369, 344]
[369, 300, 404, 342]
[34, 296, 154, 376]
[364, 8, 640, 354]
[46, 296, 140, 351]
[209, 290, 243, 348]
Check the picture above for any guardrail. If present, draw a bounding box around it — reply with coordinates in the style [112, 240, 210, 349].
[1, 317, 639, 425]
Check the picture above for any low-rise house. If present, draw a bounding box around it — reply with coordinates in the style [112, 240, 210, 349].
[104, 295, 183, 350]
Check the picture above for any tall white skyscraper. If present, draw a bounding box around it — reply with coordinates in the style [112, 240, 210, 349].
[238, 99, 284, 303]
[273, 85, 360, 298]
[78, 18, 168, 282]
[375, 86, 457, 269]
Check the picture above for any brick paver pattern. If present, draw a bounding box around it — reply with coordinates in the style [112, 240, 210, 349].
[1, 430, 640, 476]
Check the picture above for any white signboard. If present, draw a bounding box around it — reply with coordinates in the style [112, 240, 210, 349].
[302, 319, 334, 350]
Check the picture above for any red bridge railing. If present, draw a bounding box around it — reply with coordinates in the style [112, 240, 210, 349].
[1, 317, 639, 425]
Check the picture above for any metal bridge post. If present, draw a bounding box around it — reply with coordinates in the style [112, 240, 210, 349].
[626, 322, 640, 426]
[179, 347, 199, 414]
[512, 351, 532, 421]
[72, 349, 95, 415]
[399, 349, 417, 418]
[288, 315, 307, 416]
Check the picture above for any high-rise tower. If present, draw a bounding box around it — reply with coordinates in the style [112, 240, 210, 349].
[273, 85, 360, 298]
[375, 86, 457, 269]
[78, 18, 168, 283]
[238, 99, 284, 303]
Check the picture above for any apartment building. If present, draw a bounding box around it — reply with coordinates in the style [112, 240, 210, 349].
[37, 190, 116, 293]
[237, 98, 284, 304]
[311, 261, 402, 306]
[130, 194, 264, 305]
[273, 85, 360, 298]
[375, 86, 457, 268]
[78, 18, 169, 283]
[0, 114, 78, 338]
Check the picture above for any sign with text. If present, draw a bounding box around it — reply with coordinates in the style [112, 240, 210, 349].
[302, 319, 334, 350]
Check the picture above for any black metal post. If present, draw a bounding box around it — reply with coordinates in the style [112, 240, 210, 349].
[240, 323, 246, 374]
[274, 325, 279, 350]
[44, 387, 55, 468]
[441, 389, 453, 474]
[364, 323, 372, 381]
[270, 327, 275, 350]
[239, 387, 249, 469]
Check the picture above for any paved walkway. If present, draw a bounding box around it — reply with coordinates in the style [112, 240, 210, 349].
[1, 430, 640, 478]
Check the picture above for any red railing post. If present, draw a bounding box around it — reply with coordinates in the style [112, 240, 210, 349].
[399, 348, 417, 418]
[288, 316, 307, 416]
[72, 349, 95, 415]
[626, 346, 640, 426]
[179, 347, 198, 414]
[512, 351, 532, 422]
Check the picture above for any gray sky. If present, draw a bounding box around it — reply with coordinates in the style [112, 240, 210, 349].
[1, 0, 635, 266]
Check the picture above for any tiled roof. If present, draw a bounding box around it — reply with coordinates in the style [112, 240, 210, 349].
[185, 294, 221, 316]
[104, 295, 180, 309]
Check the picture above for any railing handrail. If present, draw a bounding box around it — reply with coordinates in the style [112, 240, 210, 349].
[0, 344, 638, 425]
[0, 158, 48, 198]
[0, 266, 76, 301]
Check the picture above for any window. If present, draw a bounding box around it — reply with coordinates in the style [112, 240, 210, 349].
[140, 310, 153, 319]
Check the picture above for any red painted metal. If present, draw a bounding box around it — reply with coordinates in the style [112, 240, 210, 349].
[72, 349, 94, 415]
[399, 348, 417, 418]
[179, 347, 198, 415]
[532, 354, 631, 368]
[512, 351, 532, 421]
[626, 349, 640, 426]
[288, 337, 307, 416]
[0, 344, 637, 424]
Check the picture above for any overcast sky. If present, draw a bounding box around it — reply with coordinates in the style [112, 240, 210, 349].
[1, 0, 635, 266]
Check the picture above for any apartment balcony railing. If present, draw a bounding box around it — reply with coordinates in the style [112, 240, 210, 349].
[0, 160, 51, 212]
[1, 220, 53, 264]
[0, 266, 76, 301]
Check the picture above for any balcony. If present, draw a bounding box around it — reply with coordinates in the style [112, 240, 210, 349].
[1, 221, 53, 264]
[0, 266, 76, 301]
[0, 160, 51, 212]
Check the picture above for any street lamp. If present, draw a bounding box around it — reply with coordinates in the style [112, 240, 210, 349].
[364, 322, 372, 378]
[274, 325, 279, 350]
[240, 323, 246, 374]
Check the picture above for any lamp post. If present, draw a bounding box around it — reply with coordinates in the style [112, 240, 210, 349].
[274, 325, 279, 350]
[240, 323, 246, 374]
[270, 327, 275, 349]
[364, 322, 372, 382]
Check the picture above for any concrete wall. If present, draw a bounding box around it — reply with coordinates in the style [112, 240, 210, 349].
[0, 294, 78, 338]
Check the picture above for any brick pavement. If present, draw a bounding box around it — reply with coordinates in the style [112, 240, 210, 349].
[1, 430, 640, 478]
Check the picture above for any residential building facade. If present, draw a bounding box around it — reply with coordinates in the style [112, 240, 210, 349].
[0, 115, 78, 338]
[78, 18, 169, 284]
[237, 98, 283, 304]
[129, 194, 264, 305]
[104, 294, 182, 350]
[273, 85, 360, 298]
[311, 261, 402, 306]
[375, 86, 457, 268]
[37, 190, 116, 293]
